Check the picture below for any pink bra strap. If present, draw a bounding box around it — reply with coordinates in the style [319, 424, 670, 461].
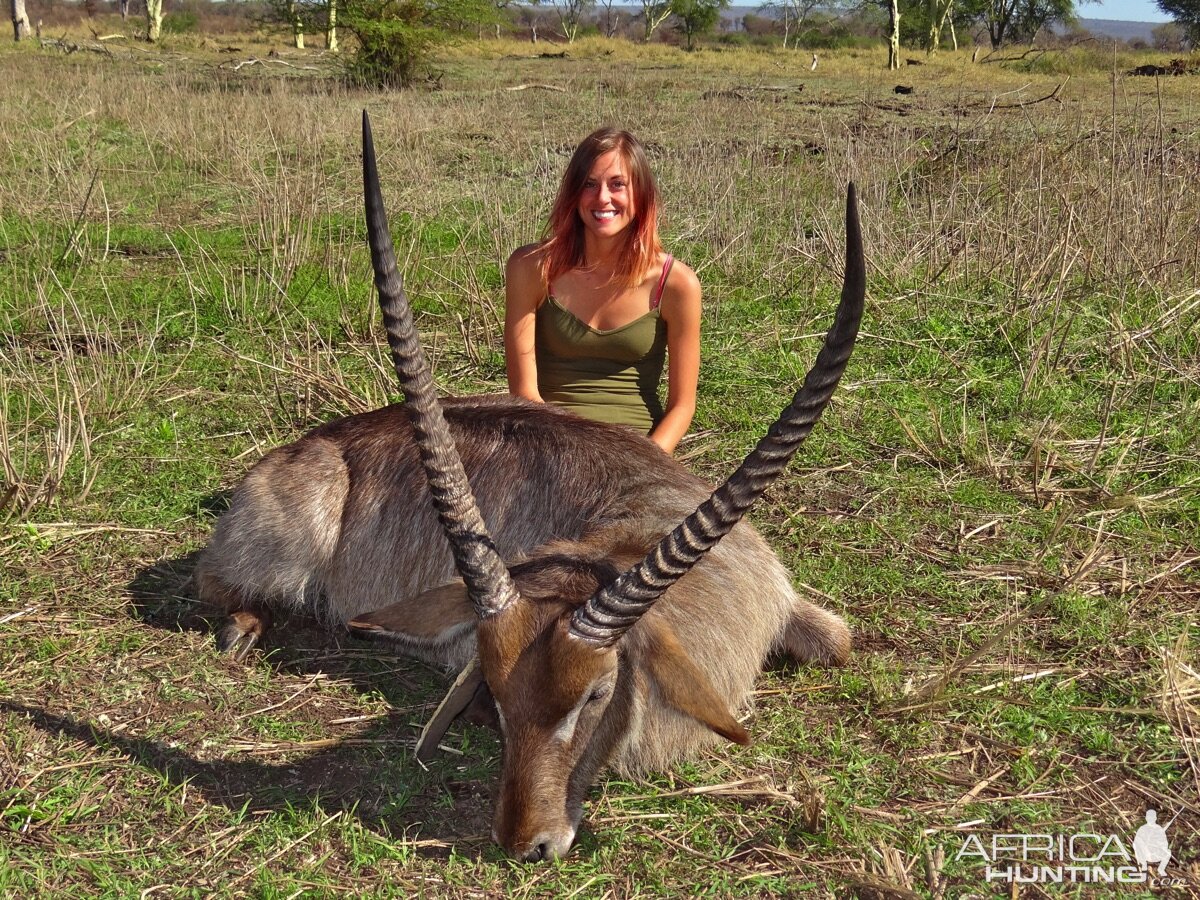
[650, 255, 674, 310]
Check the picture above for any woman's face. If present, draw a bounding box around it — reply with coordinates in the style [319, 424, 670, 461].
[576, 149, 636, 243]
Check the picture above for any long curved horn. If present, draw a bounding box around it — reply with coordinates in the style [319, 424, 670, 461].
[570, 184, 866, 647]
[363, 110, 518, 619]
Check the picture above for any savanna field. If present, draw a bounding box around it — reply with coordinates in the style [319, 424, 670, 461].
[1, 26, 1198, 898]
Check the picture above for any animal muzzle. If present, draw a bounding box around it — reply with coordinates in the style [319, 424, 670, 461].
[493, 797, 581, 861]
[492, 763, 583, 862]
[508, 827, 577, 863]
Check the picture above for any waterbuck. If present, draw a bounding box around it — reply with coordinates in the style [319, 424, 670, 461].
[195, 112, 865, 861]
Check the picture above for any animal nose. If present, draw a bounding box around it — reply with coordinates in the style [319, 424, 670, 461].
[516, 831, 574, 862]
[520, 842, 549, 863]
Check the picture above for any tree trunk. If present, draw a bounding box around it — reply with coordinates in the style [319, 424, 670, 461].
[145, 0, 162, 41]
[642, 4, 670, 42]
[118, 0, 128, 21]
[289, 0, 305, 48]
[887, 0, 900, 69]
[11, 0, 31, 40]
[928, 0, 954, 53]
[326, 0, 337, 51]
[988, 15, 1005, 48]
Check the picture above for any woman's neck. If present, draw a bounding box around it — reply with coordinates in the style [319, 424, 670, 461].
[581, 231, 624, 271]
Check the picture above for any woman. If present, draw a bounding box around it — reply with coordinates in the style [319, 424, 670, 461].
[504, 128, 702, 455]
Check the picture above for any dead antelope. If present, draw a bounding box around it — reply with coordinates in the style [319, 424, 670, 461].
[196, 112, 865, 862]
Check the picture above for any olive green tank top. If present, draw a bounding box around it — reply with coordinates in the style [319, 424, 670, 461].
[535, 297, 668, 433]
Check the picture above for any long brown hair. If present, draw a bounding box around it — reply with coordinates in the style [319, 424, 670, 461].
[539, 128, 663, 291]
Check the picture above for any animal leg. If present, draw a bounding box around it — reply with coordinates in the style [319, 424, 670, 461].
[778, 600, 851, 667]
[196, 565, 274, 661]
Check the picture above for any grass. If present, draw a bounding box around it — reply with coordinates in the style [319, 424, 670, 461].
[1, 30, 1199, 898]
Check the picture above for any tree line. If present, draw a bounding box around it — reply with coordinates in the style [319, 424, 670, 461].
[10, 0, 1198, 75]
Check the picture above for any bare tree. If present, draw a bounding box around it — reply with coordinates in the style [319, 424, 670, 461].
[639, 0, 671, 40]
[11, 0, 31, 39]
[1151, 20, 1187, 50]
[886, 0, 900, 68]
[758, 0, 821, 49]
[146, 0, 163, 41]
[597, 0, 620, 35]
[551, 0, 592, 41]
[516, 0, 543, 40]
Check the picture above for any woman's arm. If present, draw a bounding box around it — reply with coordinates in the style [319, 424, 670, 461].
[504, 244, 546, 403]
[648, 262, 702, 455]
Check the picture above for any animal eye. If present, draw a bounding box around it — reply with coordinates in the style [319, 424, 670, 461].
[587, 684, 610, 704]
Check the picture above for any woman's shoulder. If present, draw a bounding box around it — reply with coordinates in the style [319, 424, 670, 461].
[507, 242, 546, 274]
[506, 242, 548, 300]
[659, 254, 701, 306]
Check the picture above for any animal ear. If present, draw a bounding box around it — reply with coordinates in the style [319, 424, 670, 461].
[414, 657, 485, 762]
[641, 619, 750, 746]
[347, 580, 473, 641]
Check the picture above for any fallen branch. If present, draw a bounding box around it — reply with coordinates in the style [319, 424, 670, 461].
[221, 56, 323, 73]
[954, 77, 1071, 114]
[979, 46, 1050, 65]
[988, 76, 1069, 110]
[702, 84, 802, 101]
[504, 83, 566, 93]
[39, 37, 113, 57]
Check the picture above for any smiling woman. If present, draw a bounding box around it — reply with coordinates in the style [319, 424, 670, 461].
[504, 129, 702, 455]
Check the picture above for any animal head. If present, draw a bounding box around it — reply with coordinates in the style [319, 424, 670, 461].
[353, 545, 753, 860]
[349, 111, 864, 861]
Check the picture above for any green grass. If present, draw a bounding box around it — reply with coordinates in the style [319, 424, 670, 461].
[1, 34, 1198, 898]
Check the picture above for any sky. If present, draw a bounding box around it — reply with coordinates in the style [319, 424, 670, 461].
[1077, 0, 1170, 20]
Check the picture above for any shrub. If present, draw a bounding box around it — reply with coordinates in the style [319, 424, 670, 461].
[163, 8, 200, 33]
[341, 0, 496, 87]
[343, 0, 437, 87]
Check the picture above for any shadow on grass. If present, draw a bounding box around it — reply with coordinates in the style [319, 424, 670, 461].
[125, 547, 457, 706]
[110, 548, 507, 859]
[0, 699, 502, 861]
[111, 550, 667, 864]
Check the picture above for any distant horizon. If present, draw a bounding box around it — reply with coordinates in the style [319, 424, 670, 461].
[710, 0, 1173, 25]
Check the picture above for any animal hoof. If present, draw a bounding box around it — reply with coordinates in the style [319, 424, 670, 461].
[216, 623, 260, 661]
[216, 612, 268, 661]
